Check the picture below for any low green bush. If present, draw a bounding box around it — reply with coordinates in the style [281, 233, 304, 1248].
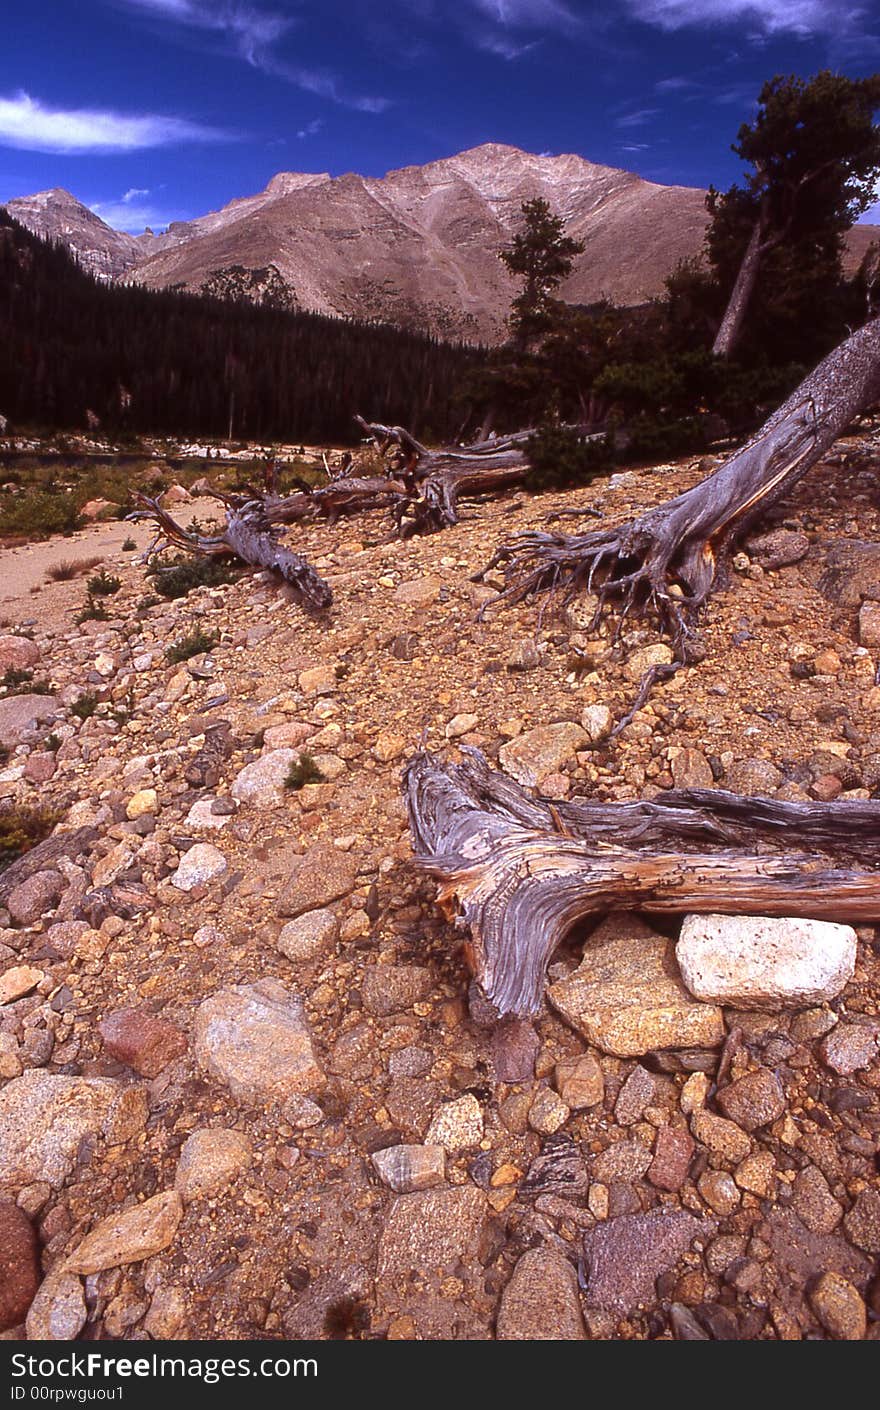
[0, 491, 82, 539]
[166, 628, 218, 664]
[524, 425, 616, 492]
[285, 753, 325, 790]
[147, 554, 241, 599]
[86, 568, 121, 597]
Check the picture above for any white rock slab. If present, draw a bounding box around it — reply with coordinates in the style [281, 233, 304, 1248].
[676, 914, 857, 1008]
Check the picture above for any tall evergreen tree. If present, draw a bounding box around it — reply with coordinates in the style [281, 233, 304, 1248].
[500, 197, 585, 350]
[709, 70, 880, 359]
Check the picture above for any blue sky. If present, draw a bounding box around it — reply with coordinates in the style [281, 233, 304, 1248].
[2, 1, 880, 231]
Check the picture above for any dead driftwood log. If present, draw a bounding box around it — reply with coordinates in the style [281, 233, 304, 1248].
[477, 315, 880, 708]
[353, 416, 535, 534]
[404, 748, 880, 1016]
[130, 489, 333, 610]
[132, 417, 545, 585]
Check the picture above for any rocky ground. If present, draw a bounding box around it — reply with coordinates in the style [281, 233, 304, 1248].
[0, 438, 879, 1343]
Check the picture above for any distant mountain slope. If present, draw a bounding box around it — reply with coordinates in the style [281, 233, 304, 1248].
[4, 189, 143, 280]
[5, 145, 878, 342]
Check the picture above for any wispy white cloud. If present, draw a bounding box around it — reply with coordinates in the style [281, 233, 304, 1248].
[468, 0, 576, 25]
[0, 91, 227, 154]
[116, 0, 390, 110]
[624, 0, 867, 37]
[122, 186, 151, 202]
[476, 32, 540, 58]
[117, 0, 291, 64]
[615, 107, 660, 128]
[296, 117, 323, 139]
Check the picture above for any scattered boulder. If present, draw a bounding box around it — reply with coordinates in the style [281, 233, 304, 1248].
[819, 1021, 880, 1075]
[0, 964, 43, 1005]
[194, 980, 324, 1103]
[745, 529, 809, 569]
[170, 843, 227, 892]
[716, 1068, 786, 1132]
[277, 908, 339, 962]
[810, 1272, 867, 1340]
[671, 747, 714, 789]
[25, 1270, 87, 1341]
[554, 1052, 604, 1109]
[277, 845, 358, 917]
[581, 703, 613, 743]
[377, 1186, 485, 1280]
[65, 1190, 183, 1274]
[0, 1201, 40, 1332]
[581, 1210, 713, 1314]
[175, 1128, 253, 1202]
[231, 750, 298, 808]
[548, 914, 724, 1057]
[98, 1008, 187, 1078]
[0, 1072, 148, 1195]
[647, 1127, 695, 1192]
[0, 694, 58, 750]
[858, 600, 880, 648]
[498, 722, 587, 787]
[676, 914, 856, 1007]
[843, 1189, 880, 1254]
[0, 635, 40, 673]
[497, 1248, 586, 1340]
[392, 575, 442, 607]
[7, 870, 65, 926]
[370, 1144, 445, 1193]
[425, 1094, 484, 1152]
[362, 964, 432, 1017]
[624, 642, 673, 682]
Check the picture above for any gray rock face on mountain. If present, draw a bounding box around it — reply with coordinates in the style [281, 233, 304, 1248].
[3, 189, 142, 280]
[8, 146, 877, 342]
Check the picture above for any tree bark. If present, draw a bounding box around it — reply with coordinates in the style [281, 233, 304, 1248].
[404, 749, 880, 1017]
[480, 315, 880, 699]
[711, 218, 765, 359]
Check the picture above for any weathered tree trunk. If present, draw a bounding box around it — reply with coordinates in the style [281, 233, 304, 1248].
[131, 491, 332, 610]
[711, 218, 765, 359]
[480, 315, 880, 697]
[354, 416, 533, 533]
[405, 749, 880, 1016]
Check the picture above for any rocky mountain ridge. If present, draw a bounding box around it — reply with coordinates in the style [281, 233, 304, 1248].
[5, 144, 879, 342]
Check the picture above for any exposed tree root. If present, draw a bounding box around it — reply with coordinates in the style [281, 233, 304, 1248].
[355, 416, 531, 535]
[404, 748, 880, 1016]
[477, 316, 880, 712]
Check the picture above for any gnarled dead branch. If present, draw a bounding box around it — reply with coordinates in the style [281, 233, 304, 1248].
[404, 748, 880, 1017]
[130, 490, 332, 610]
[478, 317, 880, 691]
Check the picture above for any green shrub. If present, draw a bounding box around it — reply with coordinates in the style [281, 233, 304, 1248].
[70, 691, 99, 719]
[285, 753, 325, 790]
[2, 668, 32, 689]
[0, 803, 62, 870]
[524, 425, 616, 493]
[0, 669, 52, 697]
[147, 554, 241, 599]
[0, 491, 82, 540]
[74, 596, 109, 624]
[619, 415, 709, 464]
[166, 628, 218, 664]
[86, 568, 121, 597]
